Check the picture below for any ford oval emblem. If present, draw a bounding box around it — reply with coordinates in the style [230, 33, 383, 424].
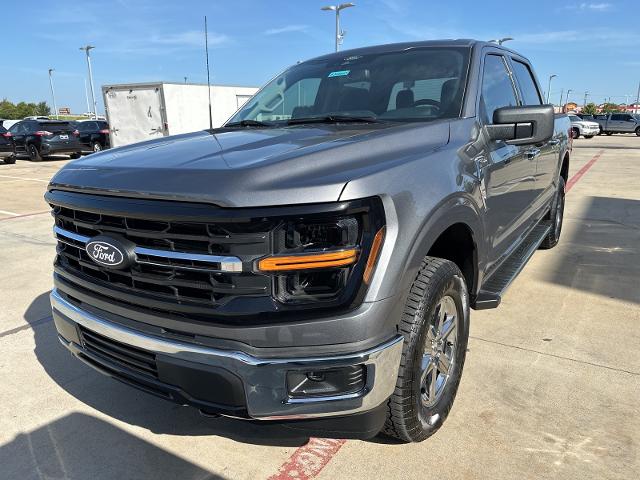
[86, 237, 131, 268]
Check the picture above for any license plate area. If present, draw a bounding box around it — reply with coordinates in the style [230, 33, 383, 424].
[59, 134, 69, 140]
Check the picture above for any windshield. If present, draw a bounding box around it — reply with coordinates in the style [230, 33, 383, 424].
[569, 116, 581, 122]
[228, 47, 470, 125]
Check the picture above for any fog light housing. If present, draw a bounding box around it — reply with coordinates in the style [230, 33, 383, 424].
[286, 365, 366, 399]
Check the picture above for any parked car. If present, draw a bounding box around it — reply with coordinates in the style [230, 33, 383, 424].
[0, 125, 16, 164]
[576, 114, 595, 121]
[47, 40, 570, 443]
[596, 113, 640, 136]
[74, 120, 111, 152]
[569, 114, 599, 139]
[9, 120, 82, 161]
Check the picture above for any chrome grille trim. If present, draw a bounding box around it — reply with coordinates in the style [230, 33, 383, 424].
[54, 226, 243, 273]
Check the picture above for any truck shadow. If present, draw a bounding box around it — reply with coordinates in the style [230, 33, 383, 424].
[27, 292, 310, 447]
[544, 196, 640, 304]
[0, 412, 228, 480]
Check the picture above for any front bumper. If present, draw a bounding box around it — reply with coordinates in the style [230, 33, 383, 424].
[50, 288, 403, 420]
[580, 126, 599, 136]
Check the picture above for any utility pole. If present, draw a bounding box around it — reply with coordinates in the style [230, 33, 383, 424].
[48, 69, 58, 119]
[204, 16, 213, 130]
[565, 89, 572, 112]
[583, 91, 589, 107]
[80, 46, 98, 119]
[546, 74, 557, 104]
[559, 89, 564, 112]
[321, 3, 355, 52]
[184, 76, 188, 84]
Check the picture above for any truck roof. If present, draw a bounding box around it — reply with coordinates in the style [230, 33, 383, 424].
[308, 39, 515, 62]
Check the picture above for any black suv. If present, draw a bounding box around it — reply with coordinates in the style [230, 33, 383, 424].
[74, 120, 111, 153]
[0, 125, 16, 164]
[9, 120, 82, 161]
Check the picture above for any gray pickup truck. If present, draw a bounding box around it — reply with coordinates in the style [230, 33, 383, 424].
[47, 40, 570, 442]
[596, 112, 640, 135]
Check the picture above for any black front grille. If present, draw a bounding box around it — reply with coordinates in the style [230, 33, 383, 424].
[80, 326, 158, 378]
[50, 194, 274, 318]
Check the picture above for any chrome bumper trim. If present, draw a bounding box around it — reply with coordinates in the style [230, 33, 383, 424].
[51, 288, 403, 419]
[53, 225, 243, 272]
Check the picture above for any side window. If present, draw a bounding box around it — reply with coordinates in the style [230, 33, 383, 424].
[510, 60, 542, 106]
[611, 114, 623, 121]
[480, 55, 518, 124]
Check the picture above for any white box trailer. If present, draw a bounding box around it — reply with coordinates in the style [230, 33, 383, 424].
[102, 82, 258, 148]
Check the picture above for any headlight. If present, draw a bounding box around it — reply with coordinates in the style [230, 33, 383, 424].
[256, 197, 386, 307]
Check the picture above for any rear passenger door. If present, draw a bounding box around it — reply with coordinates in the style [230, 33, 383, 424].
[9, 122, 27, 154]
[478, 54, 535, 268]
[509, 58, 557, 204]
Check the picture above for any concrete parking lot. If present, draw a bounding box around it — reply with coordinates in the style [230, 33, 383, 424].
[1, 136, 638, 480]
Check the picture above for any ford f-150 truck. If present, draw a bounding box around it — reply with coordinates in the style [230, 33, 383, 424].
[596, 112, 640, 136]
[47, 40, 570, 442]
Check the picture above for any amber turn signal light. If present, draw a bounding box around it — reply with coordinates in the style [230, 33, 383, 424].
[258, 249, 359, 272]
[363, 226, 386, 284]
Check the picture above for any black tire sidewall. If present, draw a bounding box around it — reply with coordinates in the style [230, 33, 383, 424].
[394, 260, 470, 441]
[28, 144, 41, 161]
[572, 128, 580, 139]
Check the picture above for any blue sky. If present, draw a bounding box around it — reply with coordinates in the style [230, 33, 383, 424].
[1, 0, 638, 113]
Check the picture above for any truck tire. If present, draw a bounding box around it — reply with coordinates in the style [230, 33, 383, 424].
[605, 131, 613, 136]
[27, 144, 42, 162]
[382, 257, 469, 443]
[571, 128, 580, 139]
[3, 154, 16, 164]
[70, 152, 82, 159]
[92, 141, 103, 152]
[584, 135, 594, 139]
[635, 127, 640, 137]
[539, 176, 565, 249]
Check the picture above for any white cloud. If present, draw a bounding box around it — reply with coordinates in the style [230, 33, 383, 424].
[264, 25, 309, 35]
[580, 2, 612, 10]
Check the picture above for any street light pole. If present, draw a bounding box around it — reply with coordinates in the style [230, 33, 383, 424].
[48, 68, 58, 119]
[546, 74, 557, 104]
[321, 3, 355, 52]
[583, 91, 589, 108]
[84, 78, 91, 115]
[80, 45, 97, 119]
[565, 89, 572, 112]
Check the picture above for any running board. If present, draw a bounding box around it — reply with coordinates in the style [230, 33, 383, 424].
[473, 221, 552, 310]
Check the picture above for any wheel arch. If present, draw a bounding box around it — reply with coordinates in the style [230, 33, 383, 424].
[399, 196, 484, 301]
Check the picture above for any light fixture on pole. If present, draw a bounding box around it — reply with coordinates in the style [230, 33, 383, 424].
[546, 74, 557, 104]
[489, 37, 514, 45]
[321, 3, 355, 52]
[48, 68, 58, 119]
[565, 89, 573, 112]
[80, 45, 98, 119]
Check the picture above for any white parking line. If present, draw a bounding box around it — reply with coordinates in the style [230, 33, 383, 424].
[0, 209, 20, 216]
[0, 174, 49, 183]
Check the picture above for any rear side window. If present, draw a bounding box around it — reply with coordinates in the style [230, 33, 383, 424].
[611, 114, 624, 121]
[480, 55, 518, 124]
[510, 60, 542, 105]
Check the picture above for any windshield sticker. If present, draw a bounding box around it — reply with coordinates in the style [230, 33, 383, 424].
[328, 70, 350, 78]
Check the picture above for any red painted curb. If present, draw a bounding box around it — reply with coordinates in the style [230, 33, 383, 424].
[267, 438, 346, 480]
[566, 149, 604, 193]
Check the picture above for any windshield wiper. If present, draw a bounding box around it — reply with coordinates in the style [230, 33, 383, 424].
[287, 115, 381, 126]
[224, 119, 273, 128]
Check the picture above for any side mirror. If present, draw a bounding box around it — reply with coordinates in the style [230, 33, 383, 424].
[485, 105, 554, 146]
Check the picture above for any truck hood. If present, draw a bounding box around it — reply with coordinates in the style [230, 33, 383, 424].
[50, 122, 450, 207]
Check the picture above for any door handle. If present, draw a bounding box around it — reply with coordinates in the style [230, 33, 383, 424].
[525, 148, 541, 160]
[548, 139, 560, 145]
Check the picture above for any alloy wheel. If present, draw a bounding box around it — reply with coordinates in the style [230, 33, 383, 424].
[419, 295, 458, 412]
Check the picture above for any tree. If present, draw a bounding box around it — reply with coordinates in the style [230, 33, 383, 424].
[582, 103, 598, 115]
[0, 99, 51, 119]
[601, 102, 621, 113]
[35, 101, 51, 116]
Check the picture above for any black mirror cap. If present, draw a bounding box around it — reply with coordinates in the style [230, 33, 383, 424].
[486, 104, 555, 146]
